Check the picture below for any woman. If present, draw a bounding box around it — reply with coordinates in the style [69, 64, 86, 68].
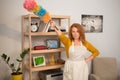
[50, 21, 99, 80]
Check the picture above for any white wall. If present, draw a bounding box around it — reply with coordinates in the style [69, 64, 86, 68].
[0, 0, 120, 80]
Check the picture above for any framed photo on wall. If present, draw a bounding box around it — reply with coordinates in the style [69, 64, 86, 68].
[81, 14, 103, 33]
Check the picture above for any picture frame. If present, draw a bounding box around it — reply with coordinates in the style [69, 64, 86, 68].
[33, 56, 46, 67]
[81, 14, 103, 33]
[46, 39, 59, 49]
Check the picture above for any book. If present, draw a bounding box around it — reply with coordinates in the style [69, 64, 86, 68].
[38, 20, 46, 32]
[42, 21, 51, 32]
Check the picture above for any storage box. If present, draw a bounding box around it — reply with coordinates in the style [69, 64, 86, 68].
[39, 69, 63, 80]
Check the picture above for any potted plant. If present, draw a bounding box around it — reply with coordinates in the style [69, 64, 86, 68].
[0, 48, 29, 80]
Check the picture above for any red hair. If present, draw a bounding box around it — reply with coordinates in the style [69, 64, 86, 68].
[68, 23, 85, 42]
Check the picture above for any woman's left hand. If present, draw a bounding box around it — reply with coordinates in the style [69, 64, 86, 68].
[85, 56, 94, 63]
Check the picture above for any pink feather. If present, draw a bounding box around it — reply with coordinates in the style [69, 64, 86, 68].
[23, 0, 37, 11]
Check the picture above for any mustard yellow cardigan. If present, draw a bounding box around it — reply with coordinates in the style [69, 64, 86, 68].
[59, 33, 99, 58]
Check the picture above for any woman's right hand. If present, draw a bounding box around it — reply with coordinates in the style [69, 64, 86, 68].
[50, 20, 62, 36]
[50, 20, 56, 28]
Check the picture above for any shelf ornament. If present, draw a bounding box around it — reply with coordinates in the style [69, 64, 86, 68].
[23, 0, 51, 23]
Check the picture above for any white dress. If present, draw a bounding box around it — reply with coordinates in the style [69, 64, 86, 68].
[63, 42, 88, 80]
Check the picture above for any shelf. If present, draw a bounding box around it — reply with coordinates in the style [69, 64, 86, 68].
[51, 15, 70, 19]
[24, 62, 64, 72]
[31, 63, 64, 72]
[31, 47, 65, 54]
[22, 14, 70, 80]
[24, 32, 68, 36]
[22, 14, 70, 19]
